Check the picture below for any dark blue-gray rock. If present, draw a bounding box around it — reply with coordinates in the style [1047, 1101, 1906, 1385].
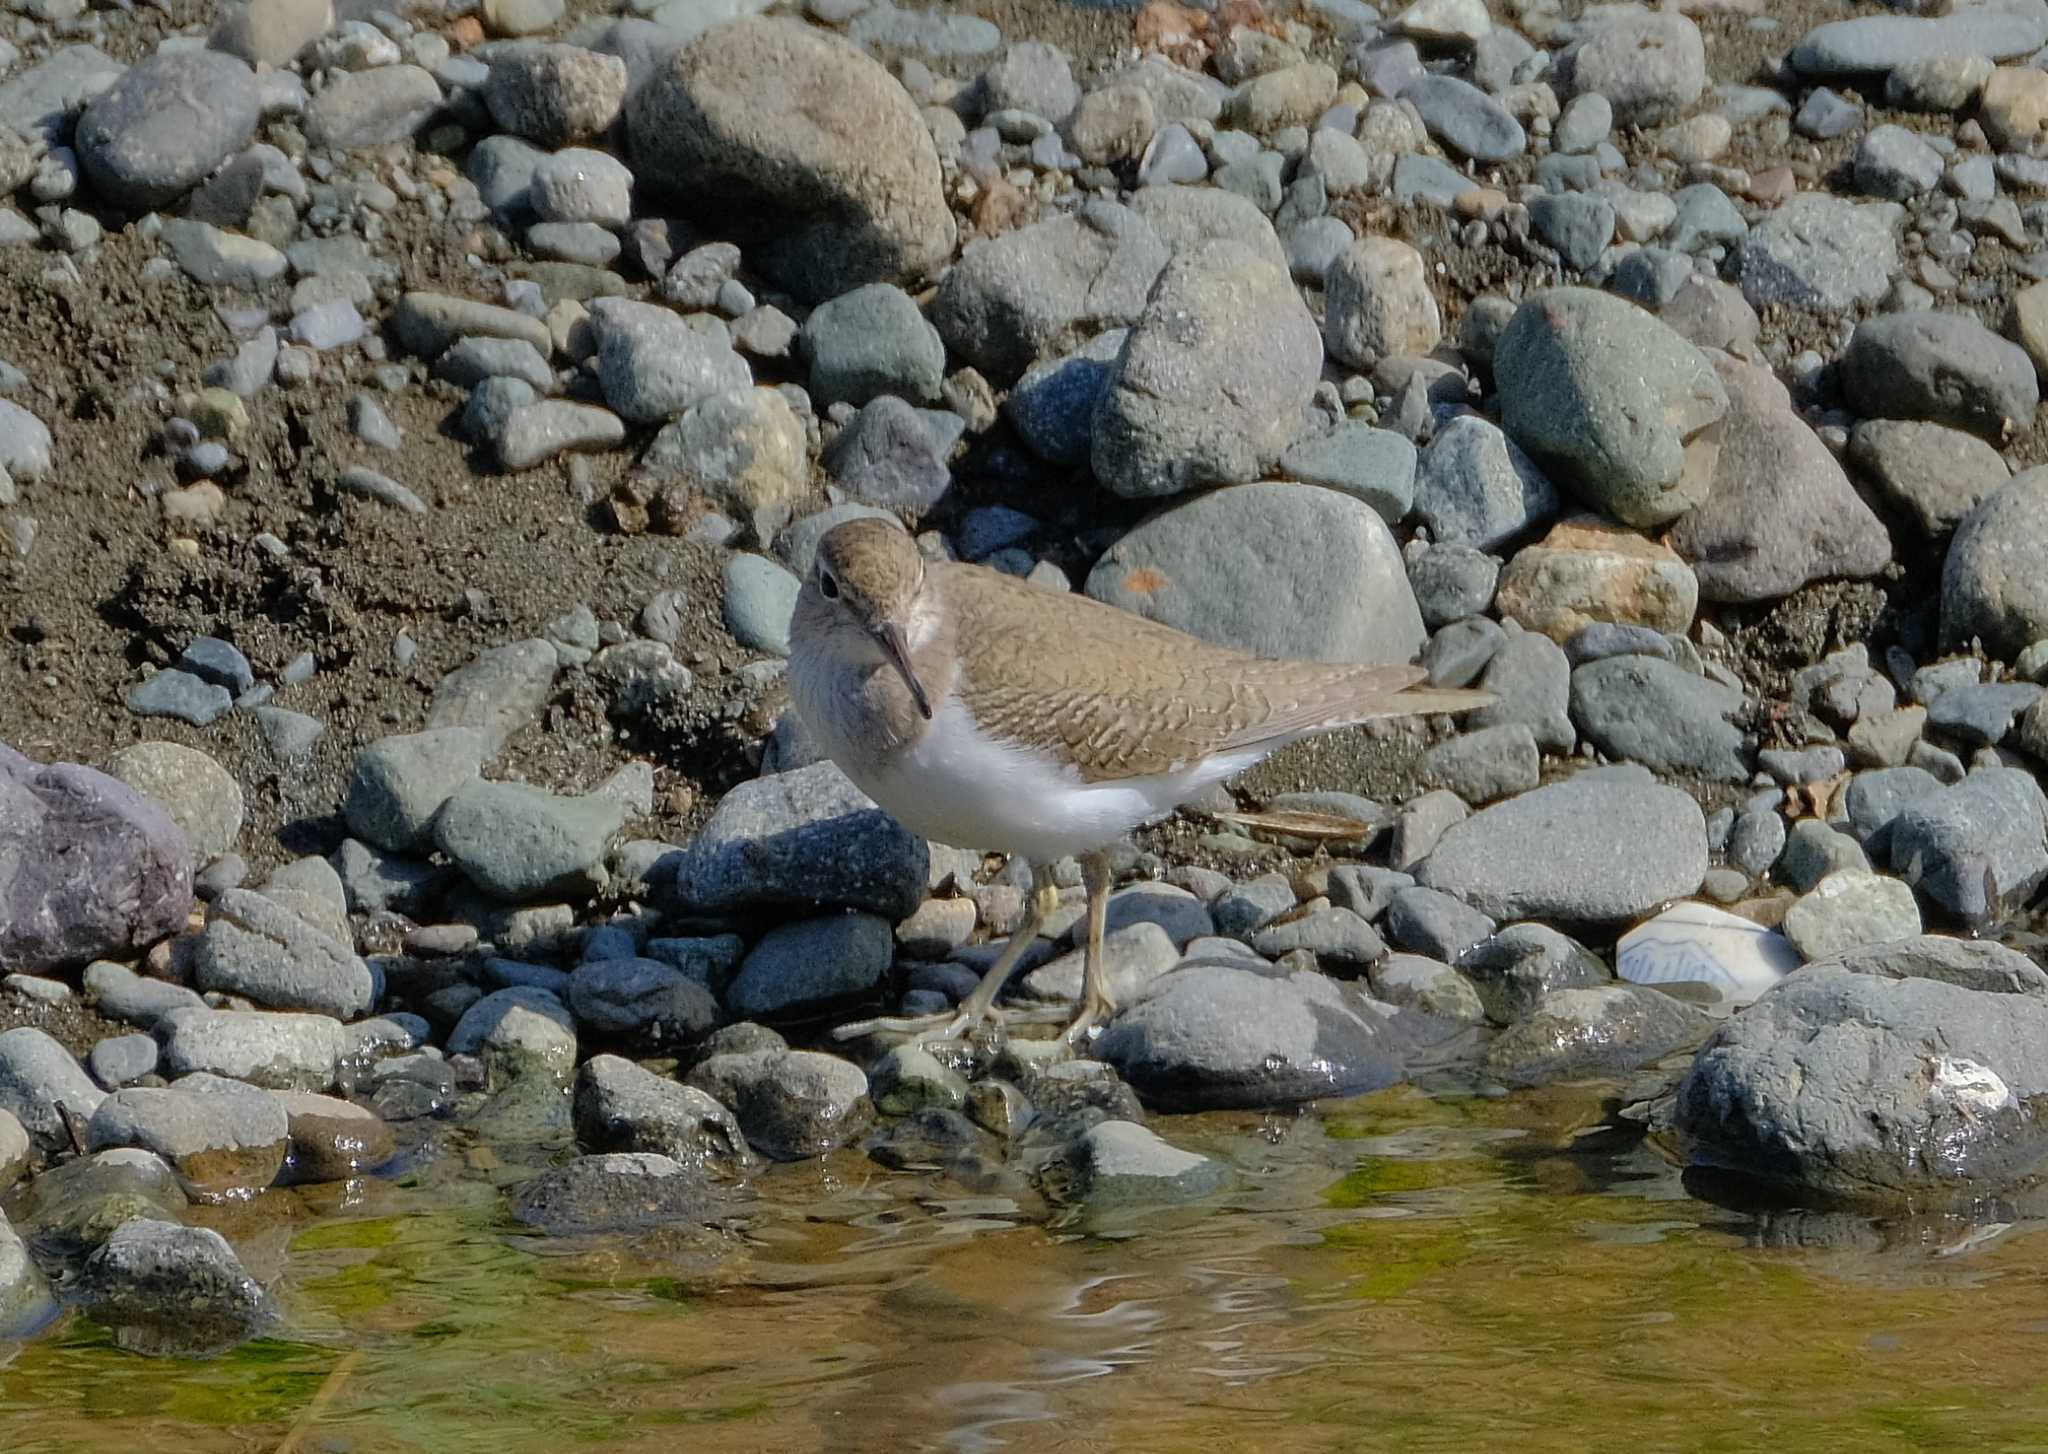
[1571, 654, 1748, 780]
[193, 887, 373, 1020]
[573, 1054, 749, 1174]
[1888, 768, 2048, 920]
[1456, 923, 1609, 1025]
[1418, 721, 1539, 804]
[1384, 884, 1496, 961]
[343, 728, 490, 854]
[82, 960, 205, 1030]
[725, 913, 893, 1019]
[0, 752, 192, 974]
[1609, 249, 1696, 310]
[483, 42, 629, 148]
[433, 779, 627, 902]
[80, 1220, 277, 1357]
[685, 1046, 870, 1161]
[427, 639, 559, 749]
[1466, 624, 1574, 753]
[1412, 414, 1559, 551]
[1927, 682, 2042, 746]
[589, 298, 751, 424]
[1841, 311, 2039, 442]
[1277, 422, 1416, 524]
[126, 669, 232, 726]
[305, 65, 442, 149]
[1942, 468, 2048, 656]
[509, 1152, 728, 1235]
[1286, 215, 1355, 284]
[1565, 623, 1673, 667]
[826, 395, 953, 515]
[1728, 806, 1787, 878]
[1848, 419, 2011, 539]
[1091, 239, 1320, 499]
[1487, 983, 1712, 1087]
[1779, 819, 1872, 892]
[1393, 152, 1472, 208]
[1668, 355, 1892, 604]
[1529, 192, 1614, 272]
[1807, 934, 2048, 997]
[1789, 6, 2048, 78]
[1041, 1120, 1230, 1208]
[931, 202, 1167, 380]
[1494, 288, 1726, 529]
[1418, 770, 1708, 921]
[86, 1033, 157, 1090]
[1096, 960, 1421, 1110]
[668, 760, 928, 919]
[801, 283, 945, 408]
[1401, 74, 1524, 161]
[1737, 193, 1902, 313]
[1086, 481, 1424, 664]
[76, 51, 260, 209]
[567, 959, 719, 1043]
[1422, 617, 1505, 688]
[1004, 330, 1123, 466]
[1555, 9, 1705, 127]
[626, 18, 954, 301]
[1675, 967, 2048, 1204]
[1666, 183, 1747, 255]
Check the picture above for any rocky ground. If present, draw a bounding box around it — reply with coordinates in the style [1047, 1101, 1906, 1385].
[4, 0, 2048, 1360]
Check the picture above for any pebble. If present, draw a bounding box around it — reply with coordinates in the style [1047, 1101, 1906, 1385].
[1737, 194, 1902, 314]
[77, 51, 260, 210]
[1558, 10, 1705, 128]
[336, 465, 426, 514]
[1783, 870, 1923, 962]
[305, 66, 443, 150]
[1942, 469, 2048, 657]
[80, 1219, 275, 1358]
[1572, 655, 1748, 781]
[484, 42, 628, 148]
[1841, 311, 2038, 442]
[1889, 768, 2048, 921]
[125, 669, 233, 727]
[1324, 235, 1439, 372]
[1495, 516, 1698, 642]
[686, 1046, 869, 1162]
[1277, 422, 1416, 524]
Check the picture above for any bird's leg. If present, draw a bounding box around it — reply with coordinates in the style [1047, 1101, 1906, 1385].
[1063, 848, 1118, 1044]
[831, 861, 1060, 1043]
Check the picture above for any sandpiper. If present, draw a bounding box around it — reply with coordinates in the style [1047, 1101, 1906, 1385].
[787, 517, 1495, 1045]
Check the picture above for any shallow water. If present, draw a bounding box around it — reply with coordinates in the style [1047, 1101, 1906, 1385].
[9, 1083, 2048, 1454]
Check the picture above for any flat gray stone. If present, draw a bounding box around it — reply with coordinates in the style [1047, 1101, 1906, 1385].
[1942, 467, 2048, 657]
[1485, 983, 1712, 1087]
[1418, 771, 1708, 921]
[76, 50, 259, 209]
[1570, 654, 1749, 780]
[433, 779, 627, 902]
[1888, 767, 2048, 920]
[156, 1007, 345, 1092]
[1737, 193, 1902, 314]
[1842, 310, 2039, 442]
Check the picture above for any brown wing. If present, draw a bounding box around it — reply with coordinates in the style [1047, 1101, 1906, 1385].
[937, 564, 1492, 782]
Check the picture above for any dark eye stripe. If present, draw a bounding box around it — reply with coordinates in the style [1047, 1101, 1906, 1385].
[821, 572, 840, 599]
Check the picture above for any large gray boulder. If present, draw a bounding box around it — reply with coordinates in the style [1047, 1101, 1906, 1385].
[1675, 967, 2048, 1203]
[1090, 239, 1322, 499]
[625, 17, 954, 300]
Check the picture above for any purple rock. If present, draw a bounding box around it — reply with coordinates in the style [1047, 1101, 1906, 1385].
[0, 750, 193, 973]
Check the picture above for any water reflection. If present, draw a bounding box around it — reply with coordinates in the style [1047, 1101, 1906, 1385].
[7, 1083, 2048, 1452]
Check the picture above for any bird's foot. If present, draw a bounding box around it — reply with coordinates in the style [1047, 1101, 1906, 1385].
[1060, 991, 1118, 1047]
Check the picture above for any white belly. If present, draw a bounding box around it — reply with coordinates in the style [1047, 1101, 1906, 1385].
[803, 684, 1260, 863]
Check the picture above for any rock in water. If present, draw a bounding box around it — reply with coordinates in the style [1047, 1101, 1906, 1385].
[0, 750, 192, 973]
[80, 1220, 278, 1357]
[626, 18, 954, 300]
[1674, 968, 2048, 1204]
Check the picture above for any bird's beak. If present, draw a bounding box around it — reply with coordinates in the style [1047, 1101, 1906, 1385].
[875, 621, 933, 720]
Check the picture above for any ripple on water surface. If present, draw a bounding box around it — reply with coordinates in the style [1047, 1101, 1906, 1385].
[5, 1084, 2048, 1453]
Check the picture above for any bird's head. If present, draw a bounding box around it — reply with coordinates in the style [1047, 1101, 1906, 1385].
[794, 517, 934, 720]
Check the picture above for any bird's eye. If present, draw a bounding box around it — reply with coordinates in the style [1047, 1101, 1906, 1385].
[820, 571, 840, 600]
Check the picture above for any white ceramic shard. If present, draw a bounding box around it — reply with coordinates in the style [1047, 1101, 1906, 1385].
[1616, 901, 1799, 1009]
